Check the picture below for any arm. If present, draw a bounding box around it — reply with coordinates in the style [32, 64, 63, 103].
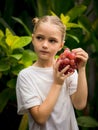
[29, 63, 72, 125]
[29, 83, 62, 125]
[71, 48, 89, 110]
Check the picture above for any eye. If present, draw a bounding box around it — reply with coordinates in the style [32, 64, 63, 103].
[36, 36, 44, 41]
[49, 39, 58, 44]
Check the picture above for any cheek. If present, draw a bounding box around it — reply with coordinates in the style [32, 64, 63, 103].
[32, 40, 39, 49]
[51, 46, 60, 55]
[34, 45, 39, 53]
[32, 42, 38, 52]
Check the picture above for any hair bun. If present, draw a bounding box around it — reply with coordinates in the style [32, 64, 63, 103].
[32, 17, 39, 25]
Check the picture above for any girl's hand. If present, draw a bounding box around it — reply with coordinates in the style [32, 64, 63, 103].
[72, 48, 89, 69]
[53, 60, 73, 85]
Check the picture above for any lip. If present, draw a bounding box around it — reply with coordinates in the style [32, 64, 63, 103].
[40, 50, 49, 54]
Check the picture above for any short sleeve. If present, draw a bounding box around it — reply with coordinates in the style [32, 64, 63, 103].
[66, 70, 78, 95]
[16, 70, 42, 115]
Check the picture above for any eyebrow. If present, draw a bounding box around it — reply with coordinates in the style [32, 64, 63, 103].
[35, 33, 58, 40]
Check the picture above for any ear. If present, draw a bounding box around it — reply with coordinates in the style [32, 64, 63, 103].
[32, 34, 34, 44]
[32, 34, 34, 40]
[58, 41, 65, 51]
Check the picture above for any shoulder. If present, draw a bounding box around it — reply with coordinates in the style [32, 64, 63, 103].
[17, 65, 43, 80]
[18, 66, 33, 78]
[16, 66, 33, 89]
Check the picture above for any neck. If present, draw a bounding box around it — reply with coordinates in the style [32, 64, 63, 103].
[33, 59, 55, 68]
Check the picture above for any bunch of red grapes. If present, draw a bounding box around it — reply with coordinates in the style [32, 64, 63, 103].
[57, 48, 78, 75]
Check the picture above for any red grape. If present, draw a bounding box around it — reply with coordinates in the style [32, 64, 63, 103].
[68, 52, 76, 60]
[57, 48, 78, 74]
[64, 48, 71, 57]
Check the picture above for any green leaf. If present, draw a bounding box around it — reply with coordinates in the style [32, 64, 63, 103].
[6, 35, 19, 47]
[0, 37, 9, 54]
[0, 29, 10, 55]
[6, 28, 14, 37]
[66, 5, 87, 22]
[10, 54, 23, 60]
[18, 114, 28, 130]
[5, 29, 32, 50]
[0, 61, 10, 71]
[0, 72, 2, 78]
[0, 29, 4, 37]
[11, 36, 32, 49]
[12, 17, 32, 36]
[0, 88, 11, 112]
[66, 23, 82, 30]
[78, 15, 92, 32]
[78, 15, 92, 42]
[60, 14, 70, 24]
[11, 64, 24, 75]
[50, 11, 57, 16]
[5, 28, 19, 47]
[36, 0, 50, 16]
[67, 33, 80, 43]
[77, 116, 98, 127]
[21, 50, 37, 67]
[7, 79, 16, 88]
[92, 18, 98, 31]
[51, 12, 81, 30]
[0, 18, 15, 35]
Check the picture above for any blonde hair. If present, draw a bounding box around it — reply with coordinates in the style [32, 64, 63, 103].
[32, 15, 66, 41]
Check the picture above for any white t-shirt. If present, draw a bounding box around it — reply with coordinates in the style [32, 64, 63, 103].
[16, 66, 79, 130]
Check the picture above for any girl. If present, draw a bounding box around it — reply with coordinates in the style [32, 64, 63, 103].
[16, 15, 88, 130]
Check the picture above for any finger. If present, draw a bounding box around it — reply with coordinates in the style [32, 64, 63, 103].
[61, 71, 74, 79]
[72, 48, 89, 60]
[72, 48, 83, 52]
[55, 59, 62, 70]
[76, 54, 89, 63]
[60, 65, 70, 75]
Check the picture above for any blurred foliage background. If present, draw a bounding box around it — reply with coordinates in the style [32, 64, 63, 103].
[0, 0, 98, 130]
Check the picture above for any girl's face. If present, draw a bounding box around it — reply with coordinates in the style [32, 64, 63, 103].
[32, 22, 64, 62]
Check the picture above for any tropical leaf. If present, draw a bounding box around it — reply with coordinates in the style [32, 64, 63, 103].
[51, 12, 81, 30]
[78, 15, 92, 32]
[0, 88, 12, 112]
[7, 78, 16, 88]
[20, 50, 37, 67]
[50, 11, 57, 16]
[18, 114, 28, 130]
[0, 60, 10, 71]
[36, 0, 50, 16]
[0, 18, 15, 35]
[6, 28, 14, 37]
[6, 35, 19, 47]
[60, 14, 70, 24]
[0, 36, 9, 54]
[77, 116, 98, 127]
[11, 64, 24, 75]
[12, 17, 32, 36]
[49, 0, 74, 15]
[66, 5, 87, 22]
[10, 54, 23, 60]
[5, 28, 19, 47]
[66, 23, 81, 29]
[67, 33, 80, 43]
[11, 36, 32, 50]
[0, 29, 4, 37]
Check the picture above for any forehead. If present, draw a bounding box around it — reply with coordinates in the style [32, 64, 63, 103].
[35, 22, 62, 36]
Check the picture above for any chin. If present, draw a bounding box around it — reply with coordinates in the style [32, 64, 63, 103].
[40, 57, 49, 61]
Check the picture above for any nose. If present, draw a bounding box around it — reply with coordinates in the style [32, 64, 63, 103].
[42, 40, 48, 48]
